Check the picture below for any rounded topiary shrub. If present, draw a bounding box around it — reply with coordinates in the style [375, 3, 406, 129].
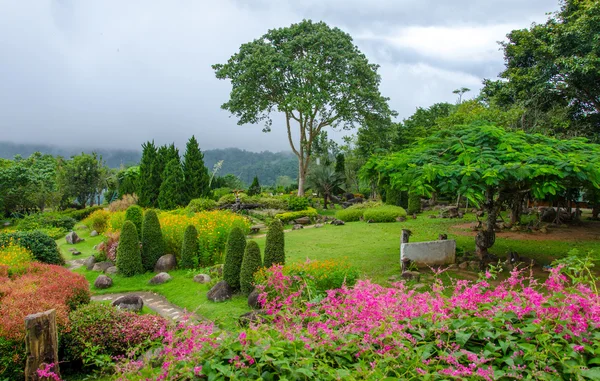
[363, 205, 407, 223]
[187, 198, 217, 213]
[240, 240, 262, 295]
[407, 192, 421, 215]
[141, 210, 164, 271]
[180, 225, 198, 269]
[116, 221, 144, 277]
[223, 227, 246, 291]
[125, 205, 144, 236]
[263, 219, 285, 268]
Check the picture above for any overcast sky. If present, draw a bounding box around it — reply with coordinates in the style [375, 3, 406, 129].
[0, 0, 555, 152]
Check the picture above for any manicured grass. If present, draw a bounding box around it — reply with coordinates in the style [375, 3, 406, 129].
[57, 226, 105, 261]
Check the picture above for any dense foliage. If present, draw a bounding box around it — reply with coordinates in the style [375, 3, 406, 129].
[182, 135, 211, 203]
[0, 230, 64, 265]
[247, 176, 261, 196]
[223, 227, 246, 291]
[407, 191, 421, 214]
[179, 225, 198, 269]
[116, 221, 144, 277]
[263, 219, 285, 268]
[240, 240, 262, 295]
[0, 242, 33, 276]
[186, 197, 217, 212]
[362, 205, 407, 223]
[141, 210, 164, 271]
[274, 207, 318, 223]
[83, 209, 111, 234]
[158, 159, 185, 210]
[124, 205, 143, 235]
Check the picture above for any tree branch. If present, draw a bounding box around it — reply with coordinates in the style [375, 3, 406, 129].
[285, 111, 300, 158]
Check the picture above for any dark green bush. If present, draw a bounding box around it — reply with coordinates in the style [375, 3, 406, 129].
[287, 196, 309, 211]
[141, 210, 164, 271]
[384, 186, 408, 209]
[0, 231, 64, 265]
[125, 205, 144, 235]
[223, 227, 246, 290]
[60, 206, 103, 221]
[240, 240, 262, 295]
[247, 176, 261, 196]
[363, 205, 407, 223]
[17, 213, 76, 231]
[116, 221, 144, 277]
[180, 225, 198, 269]
[0, 337, 25, 380]
[187, 198, 217, 212]
[263, 219, 285, 268]
[407, 192, 421, 214]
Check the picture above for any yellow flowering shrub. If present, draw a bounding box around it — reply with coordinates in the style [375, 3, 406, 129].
[82, 209, 111, 233]
[0, 241, 34, 275]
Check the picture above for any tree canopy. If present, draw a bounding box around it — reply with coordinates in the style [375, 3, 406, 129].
[213, 19, 394, 195]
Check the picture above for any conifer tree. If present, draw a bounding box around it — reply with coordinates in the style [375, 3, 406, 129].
[124, 205, 143, 235]
[264, 219, 285, 268]
[247, 176, 261, 196]
[138, 141, 158, 207]
[180, 225, 198, 269]
[116, 221, 144, 277]
[182, 136, 210, 203]
[158, 159, 185, 210]
[141, 209, 165, 271]
[223, 227, 246, 290]
[240, 240, 262, 295]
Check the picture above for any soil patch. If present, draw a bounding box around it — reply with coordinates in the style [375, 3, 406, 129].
[450, 220, 600, 241]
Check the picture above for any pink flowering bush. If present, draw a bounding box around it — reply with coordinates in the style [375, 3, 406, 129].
[113, 265, 600, 380]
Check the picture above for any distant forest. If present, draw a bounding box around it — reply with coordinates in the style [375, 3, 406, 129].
[0, 142, 297, 186]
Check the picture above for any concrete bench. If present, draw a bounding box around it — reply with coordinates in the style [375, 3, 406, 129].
[400, 239, 456, 266]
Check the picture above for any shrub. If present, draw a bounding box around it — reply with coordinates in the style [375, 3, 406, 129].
[116, 221, 144, 277]
[0, 231, 64, 265]
[247, 176, 261, 196]
[362, 205, 407, 222]
[141, 210, 164, 271]
[223, 227, 246, 290]
[240, 240, 262, 295]
[17, 213, 76, 231]
[187, 198, 217, 213]
[125, 205, 144, 234]
[100, 231, 120, 262]
[108, 194, 139, 212]
[67, 303, 167, 364]
[0, 243, 33, 276]
[180, 225, 198, 269]
[61, 206, 103, 221]
[217, 192, 241, 206]
[263, 219, 285, 268]
[407, 192, 421, 214]
[287, 196, 309, 211]
[83, 209, 111, 233]
[36, 227, 67, 240]
[335, 208, 364, 222]
[212, 187, 232, 201]
[274, 207, 318, 223]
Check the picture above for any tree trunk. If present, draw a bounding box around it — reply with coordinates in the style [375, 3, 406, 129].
[25, 309, 60, 381]
[593, 204, 599, 219]
[475, 188, 496, 262]
[509, 193, 523, 226]
[297, 158, 306, 196]
[323, 192, 329, 209]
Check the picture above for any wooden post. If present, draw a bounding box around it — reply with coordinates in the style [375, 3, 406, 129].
[401, 229, 412, 272]
[25, 309, 60, 381]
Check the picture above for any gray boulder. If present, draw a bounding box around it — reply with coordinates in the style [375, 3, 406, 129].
[239, 310, 266, 326]
[292, 224, 303, 230]
[72, 251, 81, 256]
[84, 256, 97, 270]
[66, 231, 84, 244]
[149, 272, 172, 285]
[154, 254, 177, 272]
[105, 266, 118, 275]
[314, 223, 324, 228]
[248, 289, 261, 309]
[112, 295, 144, 312]
[331, 219, 345, 226]
[207, 280, 233, 302]
[401, 271, 421, 282]
[94, 275, 113, 289]
[90, 230, 99, 237]
[92, 261, 114, 272]
[294, 217, 310, 225]
[193, 274, 211, 284]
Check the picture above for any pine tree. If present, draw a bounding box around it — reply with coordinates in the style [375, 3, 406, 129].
[223, 227, 246, 291]
[125, 205, 143, 235]
[141, 209, 165, 271]
[247, 176, 261, 196]
[116, 221, 144, 277]
[263, 219, 285, 268]
[240, 240, 262, 295]
[138, 141, 158, 207]
[180, 225, 198, 269]
[158, 144, 180, 181]
[158, 159, 185, 210]
[182, 136, 210, 204]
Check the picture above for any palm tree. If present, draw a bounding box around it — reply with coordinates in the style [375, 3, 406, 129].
[307, 165, 343, 209]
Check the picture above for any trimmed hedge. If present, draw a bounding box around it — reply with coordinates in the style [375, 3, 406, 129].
[180, 225, 198, 269]
[335, 208, 364, 222]
[363, 205, 407, 223]
[0, 231, 64, 265]
[116, 221, 144, 277]
[264, 219, 285, 268]
[223, 227, 246, 291]
[141, 210, 164, 271]
[125, 205, 144, 234]
[187, 198, 217, 212]
[240, 240, 262, 295]
[274, 207, 318, 223]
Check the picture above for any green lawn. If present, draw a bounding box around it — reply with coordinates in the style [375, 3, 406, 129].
[57, 226, 105, 261]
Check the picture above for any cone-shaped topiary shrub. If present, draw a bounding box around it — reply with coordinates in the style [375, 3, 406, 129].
[141, 210, 164, 271]
[240, 240, 262, 295]
[223, 227, 246, 291]
[407, 192, 421, 215]
[116, 221, 144, 277]
[263, 219, 285, 268]
[125, 205, 143, 235]
[180, 225, 198, 269]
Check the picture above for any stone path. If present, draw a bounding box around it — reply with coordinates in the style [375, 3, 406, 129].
[67, 258, 87, 270]
[91, 291, 200, 322]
